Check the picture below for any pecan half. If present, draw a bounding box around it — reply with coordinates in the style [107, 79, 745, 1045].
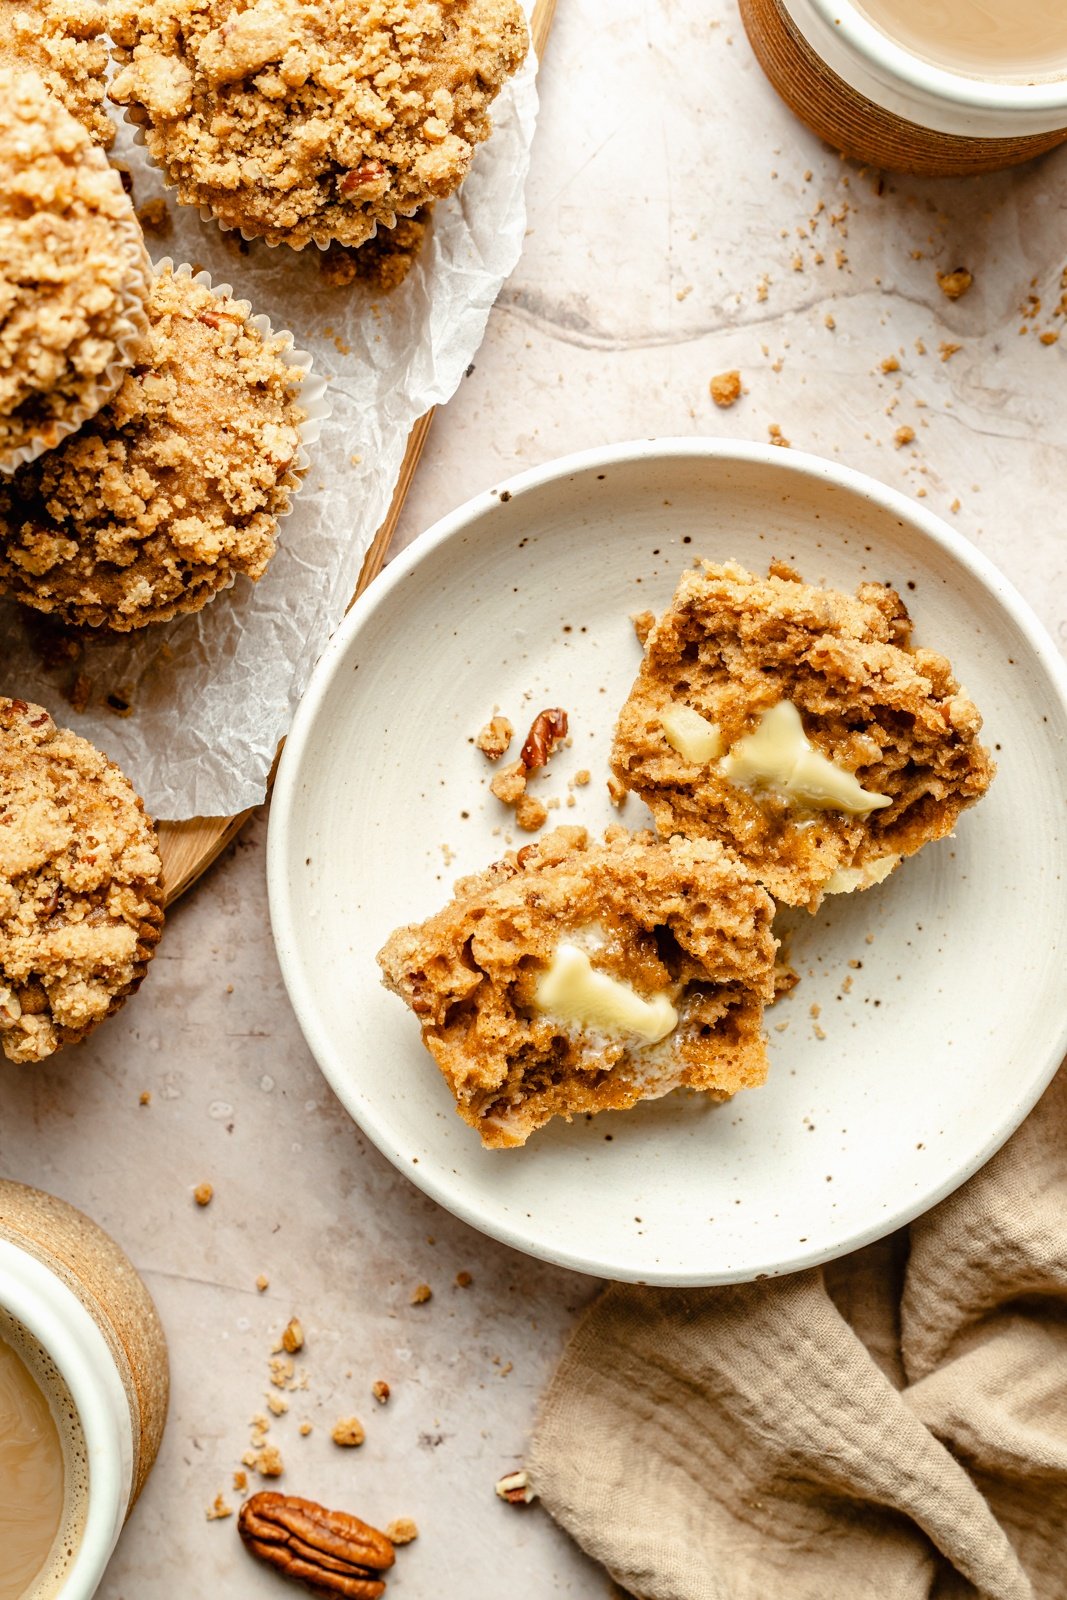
[238, 1493, 395, 1598]
[520, 707, 568, 771]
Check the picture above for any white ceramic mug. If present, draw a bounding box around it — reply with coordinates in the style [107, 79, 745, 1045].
[0, 1182, 168, 1599]
[739, 0, 1067, 174]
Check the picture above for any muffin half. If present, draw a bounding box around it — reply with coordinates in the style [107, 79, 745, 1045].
[378, 825, 777, 1148]
[611, 560, 994, 908]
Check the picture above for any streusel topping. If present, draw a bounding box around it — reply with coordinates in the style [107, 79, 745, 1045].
[0, 68, 148, 466]
[0, 266, 307, 630]
[0, 697, 164, 1063]
[0, 0, 113, 147]
[108, 0, 528, 248]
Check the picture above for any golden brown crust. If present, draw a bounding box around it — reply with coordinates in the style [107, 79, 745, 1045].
[0, 266, 307, 631]
[109, 0, 528, 250]
[0, 68, 148, 467]
[0, 0, 113, 147]
[610, 561, 994, 908]
[378, 825, 777, 1148]
[0, 697, 164, 1063]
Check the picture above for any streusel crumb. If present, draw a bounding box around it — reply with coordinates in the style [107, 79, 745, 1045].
[0, 0, 113, 147]
[378, 826, 776, 1148]
[0, 265, 307, 630]
[0, 68, 148, 466]
[109, 0, 528, 249]
[0, 696, 164, 1063]
[610, 561, 993, 908]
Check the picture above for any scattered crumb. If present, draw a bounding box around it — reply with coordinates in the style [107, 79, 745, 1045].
[331, 1417, 366, 1448]
[813, 1024, 827, 1041]
[299, 1422, 313, 1436]
[256, 1275, 269, 1293]
[233, 1471, 248, 1492]
[1040, 330, 1060, 346]
[266, 1393, 290, 1417]
[136, 197, 171, 235]
[193, 1182, 213, 1208]
[630, 611, 656, 647]
[515, 794, 548, 832]
[490, 760, 526, 806]
[456, 1270, 473, 1288]
[915, 337, 927, 356]
[950, 497, 961, 513]
[768, 423, 790, 448]
[574, 769, 591, 787]
[410, 1283, 433, 1305]
[606, 773, 628, 808]
[709, 370, 742, 408]
[880, 356, 900, 374]
[386, 1518, 419, 1545]
[809, 1002, 821, 1019]
[937, 267, 973, 301]
[372, 1380, 391, 1404]
[268, 1356, 295, 1389]
[242, 1445, 284, 1479]
[939, 341, 962, 362]
[138, 1090, 151, 1107]
[824, 312, 835, 330]
[475, 716, 513, 761]
[894, 426, 915, 449]
[281, 1318, 305, 1355]
[495, 1469, 535, 1505]
[206, 1493, 233, 1520]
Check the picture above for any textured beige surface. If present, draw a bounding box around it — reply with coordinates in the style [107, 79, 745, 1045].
[530, 1065, 1067, 1598]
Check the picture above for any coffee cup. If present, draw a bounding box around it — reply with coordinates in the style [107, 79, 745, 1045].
[739, 0, 1067, 175]
[0, 1182, 168, 1599]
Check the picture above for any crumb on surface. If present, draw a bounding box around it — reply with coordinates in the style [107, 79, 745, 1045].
[515, 794, 548, 832]
[476, 715, 513, 761]
[372, 1379, 390, 1404]
[136, 196, 170, 234]
[630, 610, 656, 647]
[386, 1518, 418, 1545]
[880, 356, 900, 374]
[606, 772, 628, 808]
[456, 1270, 473, 1288]
[894, 425, 915, 449]
[937, 267, 973, 301]
[205, 1493, 233, 1520]
[709, 370, 742, 408]
[768, 423, 790, 448]
[242, 1444, 283, 1478]
[255, 1275, 269, 1293]
[410, 1282, 433, 1305]
[281, 1317, 304, 1354]
[139, 1090, 151, 1106]
[331, 1416, 366, 1448]
[193, 1181, 213, 1207]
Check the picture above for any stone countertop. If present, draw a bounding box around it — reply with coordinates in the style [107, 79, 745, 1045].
[2, 0, 1066, 1595]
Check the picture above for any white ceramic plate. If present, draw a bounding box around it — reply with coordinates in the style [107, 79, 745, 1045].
[268, 439, 1067, 1285]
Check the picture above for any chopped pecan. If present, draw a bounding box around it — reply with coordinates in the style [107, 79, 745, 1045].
[340, 158, 387, 195]
[520, 708, 568, 770]
[495, 1468, 536, 1505]
[238, 1493, 394, 1598]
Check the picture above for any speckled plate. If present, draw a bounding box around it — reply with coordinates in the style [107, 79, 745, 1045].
[267, 439, 1067, 1285]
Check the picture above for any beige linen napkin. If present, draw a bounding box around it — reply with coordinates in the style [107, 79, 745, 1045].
[529, 1066, 1067, 1600]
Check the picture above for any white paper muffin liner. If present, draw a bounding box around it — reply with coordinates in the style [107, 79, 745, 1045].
[123, 103, 412, 253]
[0, 160, 153, 476]
[152, 257, 330, 526]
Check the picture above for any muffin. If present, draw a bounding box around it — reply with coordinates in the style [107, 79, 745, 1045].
[108, 0, 529, 249]
[0, 264, 308, 630]
[0, 67, 150, 471]
[611, 560, 994, 909]
[0, 0, 113, 147]
[378, 825, 777, 1148]
[0, 697, 165, 1063]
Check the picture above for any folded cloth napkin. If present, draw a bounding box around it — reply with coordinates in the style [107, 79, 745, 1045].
[528, 1065, 1067, 1600]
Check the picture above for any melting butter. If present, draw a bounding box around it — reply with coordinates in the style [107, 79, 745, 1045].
[534, 943, 678, 1045]
[823, 855, 900, 894]
[721, 701, 891, 816]
[661, 704, 722, 764]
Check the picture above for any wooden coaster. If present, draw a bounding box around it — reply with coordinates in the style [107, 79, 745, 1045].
[739, 0, 1067, 177]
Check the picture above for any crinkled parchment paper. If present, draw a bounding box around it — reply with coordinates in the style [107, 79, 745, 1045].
[0, 39, 538, 820]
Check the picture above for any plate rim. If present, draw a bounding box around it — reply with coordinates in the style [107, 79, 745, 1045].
[267, 435, 1067, 1285]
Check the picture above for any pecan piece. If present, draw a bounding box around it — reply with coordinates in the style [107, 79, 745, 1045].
[520, 707, 568, 771]
[340, 158, 387, 195]
[238, 1493, 395, 1598]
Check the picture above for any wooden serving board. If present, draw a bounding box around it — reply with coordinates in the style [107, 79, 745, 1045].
[157, 0, 556, 907]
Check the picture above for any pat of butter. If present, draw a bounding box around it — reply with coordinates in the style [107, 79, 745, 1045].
[721, 701, 892, 816]
[661, 704, 722, 764]
[534, 943, 678, 1045]
[823, 855, 900, 894]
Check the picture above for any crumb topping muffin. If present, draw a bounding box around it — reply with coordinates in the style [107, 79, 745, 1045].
[611, 561, 995, 909]
[0, 697, 164, 1064]
[378, 825, 777, 1148]
[0, 0, 113, 148]
[0, 265, 308, 630]
[108, 0, 529, 249]
[0, 68, 149, 470]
